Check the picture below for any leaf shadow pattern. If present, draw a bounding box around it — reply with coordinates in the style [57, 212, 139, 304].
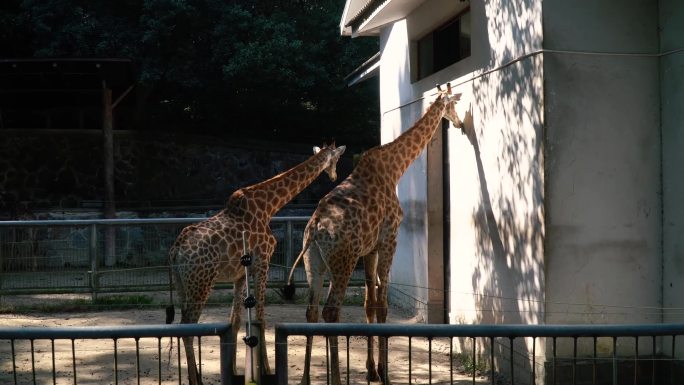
[460, 56, 545, 384]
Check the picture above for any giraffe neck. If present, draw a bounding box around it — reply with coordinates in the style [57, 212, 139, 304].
[376, 94, 447, 183]
[242, 149, 332, 218]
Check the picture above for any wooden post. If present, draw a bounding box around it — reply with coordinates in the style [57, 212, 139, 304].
[89, 224, 99, 302]
[102, 81, 116, 267]
[426, 121, 445, 323]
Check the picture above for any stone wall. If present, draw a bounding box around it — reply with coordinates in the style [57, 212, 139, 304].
[0, 129, 352, 218]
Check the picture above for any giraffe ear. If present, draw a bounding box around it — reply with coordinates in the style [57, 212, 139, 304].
[336, 145, 346, 155]
[449, 93, 462, 102]
[313, 146, 321, 154]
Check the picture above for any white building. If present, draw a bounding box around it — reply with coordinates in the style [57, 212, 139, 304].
[341, 0, 684, 380]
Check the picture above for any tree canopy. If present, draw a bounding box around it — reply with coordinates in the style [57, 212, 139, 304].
[0, 0, 379, 147]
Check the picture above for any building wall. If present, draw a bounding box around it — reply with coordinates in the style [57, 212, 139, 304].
[661, 0, 684, 335]
[378, 18, 431, 319]
[368, 0, 680, 378]
[447, 1, 544, 380]
[377, 0, 480, 321]
[378, 2, 544, 376]
[445, 0, 544, 326]
[543, 0, 662, 356]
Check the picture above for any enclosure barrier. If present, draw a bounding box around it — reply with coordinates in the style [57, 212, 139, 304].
[3, 321, 684, 384]
[0, 216, 362, 299]
[0, 322, 235, 385]
[275, 322, 684, 385]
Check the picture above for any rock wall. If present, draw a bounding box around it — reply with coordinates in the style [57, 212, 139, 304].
[0, 129, 351, 218]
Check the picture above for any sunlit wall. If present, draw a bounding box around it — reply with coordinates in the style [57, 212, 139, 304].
[377, 0, 545, 341]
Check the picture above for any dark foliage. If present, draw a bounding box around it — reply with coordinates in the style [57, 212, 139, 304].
[0, 0, 379, 147]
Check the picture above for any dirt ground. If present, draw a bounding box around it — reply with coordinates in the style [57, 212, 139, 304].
[0, 291, 487, 385]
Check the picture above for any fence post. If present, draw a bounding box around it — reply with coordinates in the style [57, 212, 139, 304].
[275, 327, 288, 385]
[285, 220, 293, 280]
[89, 224, 99, 302]
[245, 321, 264, 384]
[220, 328, 234, 385]
[0, 229, 4, 302]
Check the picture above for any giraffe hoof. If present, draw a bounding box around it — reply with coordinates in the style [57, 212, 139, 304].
[378, 368, 392, 384]
[366, 369, 380, 382]
[282, 283, 296, 301]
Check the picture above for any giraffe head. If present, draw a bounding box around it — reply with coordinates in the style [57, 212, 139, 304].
[313, 142, 346, 181]
[437, 83, 464, 129]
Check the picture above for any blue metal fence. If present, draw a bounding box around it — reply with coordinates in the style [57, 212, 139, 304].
[0, 323, 234, 385]
[3, 316, 684, 384]
[274, 322, 684, 385]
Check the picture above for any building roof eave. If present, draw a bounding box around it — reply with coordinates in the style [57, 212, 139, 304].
[340, 0, 427, 37]
[344, 52, 381, 87]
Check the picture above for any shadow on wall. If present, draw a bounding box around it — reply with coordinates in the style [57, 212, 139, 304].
[468, 51, 544, 328]
[457, 0, 545, 380]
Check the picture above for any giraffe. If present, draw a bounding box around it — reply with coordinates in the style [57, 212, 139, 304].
[284, 85, 462, 385]
[167, 143, 346, 385]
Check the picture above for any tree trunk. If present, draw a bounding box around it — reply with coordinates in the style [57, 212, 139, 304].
[102, 83, 116, 267]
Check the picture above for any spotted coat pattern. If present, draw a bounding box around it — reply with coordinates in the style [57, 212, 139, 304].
[296, 86, 463, 385]
[169, 143, 345, 385]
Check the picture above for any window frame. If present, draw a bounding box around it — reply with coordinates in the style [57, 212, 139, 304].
[414, 7, 471, 82]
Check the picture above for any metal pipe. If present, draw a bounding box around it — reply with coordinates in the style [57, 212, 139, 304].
[274, 327, 288, 385]
[274, 323, 684, 339]
[0, 216, 309, 227]
[89, 223, 98, 302]
[0, 323, 231, 339]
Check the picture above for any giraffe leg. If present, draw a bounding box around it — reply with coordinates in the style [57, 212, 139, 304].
[173, 258, 209, 385]
[321, 259, 355, 385]
[181, 309, 203, 385]
[300, 248, 324, 385]
[252, 259, 272, 374]
[363, 252, 380, 382]
[375, 242, 396, 385]
[322, 284, 344, 385]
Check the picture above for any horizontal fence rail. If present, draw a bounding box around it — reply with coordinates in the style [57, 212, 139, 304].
[0, 322, 234, 385]
[275, 322, 684, 385]
[4, 321, 684, 384]
[0, 217, 365, 298]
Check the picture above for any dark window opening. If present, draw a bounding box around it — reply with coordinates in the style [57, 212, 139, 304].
[416, 10, 471, 81]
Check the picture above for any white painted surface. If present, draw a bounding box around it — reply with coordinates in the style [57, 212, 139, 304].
[346, 0, 683, 370]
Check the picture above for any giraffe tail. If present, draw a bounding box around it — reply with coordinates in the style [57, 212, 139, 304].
[281, 236, 312, 301]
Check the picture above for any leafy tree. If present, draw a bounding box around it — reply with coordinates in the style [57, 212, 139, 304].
[0, 0, 379, 147]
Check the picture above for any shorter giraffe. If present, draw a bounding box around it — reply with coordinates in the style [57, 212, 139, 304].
[167, 143, 345, 385]
[285, 85, 462, 385]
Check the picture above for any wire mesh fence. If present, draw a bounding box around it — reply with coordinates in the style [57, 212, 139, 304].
[0, 217, 360, 297]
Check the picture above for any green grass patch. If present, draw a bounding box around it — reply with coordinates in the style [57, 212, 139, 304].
[455, 352, 488, 376]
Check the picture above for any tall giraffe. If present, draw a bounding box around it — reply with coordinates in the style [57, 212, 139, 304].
[285, 85, 462, 385]
[167, 143, 346, 385]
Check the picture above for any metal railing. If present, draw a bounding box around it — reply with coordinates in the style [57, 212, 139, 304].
[274, 322, 684, 385]
[0, 322, 235, 385]
[0, 216, 363, 298]
[3, 320, 684, 384]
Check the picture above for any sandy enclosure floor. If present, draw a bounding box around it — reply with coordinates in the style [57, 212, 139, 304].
[0, 292, 487, 385]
